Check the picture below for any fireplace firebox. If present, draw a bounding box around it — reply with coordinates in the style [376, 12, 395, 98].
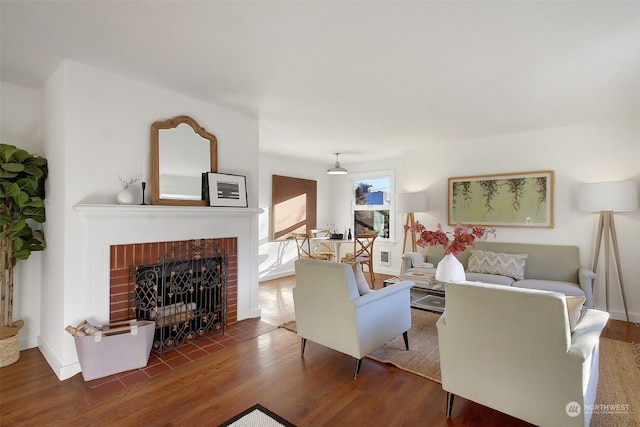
[129, 240, 228, 357]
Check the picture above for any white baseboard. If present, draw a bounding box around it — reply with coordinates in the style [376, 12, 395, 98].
[260, 266, 399, 282]
[19, 336, 38, 351]
[239, 308, 262, 321]
[38, 339, 80, 381]
[375, 266, 399, 276]
[602, 308, 640, 324]
[259, 270, 294, 282]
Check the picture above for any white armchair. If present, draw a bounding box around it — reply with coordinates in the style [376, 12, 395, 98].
[437, 281, 609, 427]
[293, 258, 414, 378]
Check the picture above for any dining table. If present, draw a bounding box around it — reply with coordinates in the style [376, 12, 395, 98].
[310, 237, 354, 261]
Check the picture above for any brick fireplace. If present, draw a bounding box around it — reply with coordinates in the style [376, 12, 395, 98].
[109, 238, 238, 325]
[74, 204, 262, 331]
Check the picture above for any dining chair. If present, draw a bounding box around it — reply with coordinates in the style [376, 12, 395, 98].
[292, 232, 332, 261]
[341, 230, 377, 286]
[309, 228, 336, 261]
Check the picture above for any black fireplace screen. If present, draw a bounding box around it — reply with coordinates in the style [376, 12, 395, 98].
[130, 241, 227, 357]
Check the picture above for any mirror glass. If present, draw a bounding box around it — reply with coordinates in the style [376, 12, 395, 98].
[151, 116, 218, 206]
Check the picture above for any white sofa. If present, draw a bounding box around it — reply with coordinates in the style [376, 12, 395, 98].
[293, 258, 414, 378]
[437, 281, 609, 427]
[401, 241, 596, 307]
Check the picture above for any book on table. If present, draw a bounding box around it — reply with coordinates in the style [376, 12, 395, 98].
[402, 272, 449, 293]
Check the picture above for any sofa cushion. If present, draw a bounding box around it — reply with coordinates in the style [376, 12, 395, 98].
[468, 250, 528, 280]
[566, 296, 586, 332]
[515, 279, 585, 298]
[465, 272, 515, 286]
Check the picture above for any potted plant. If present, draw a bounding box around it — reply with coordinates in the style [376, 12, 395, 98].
[0, 144, 48, 366]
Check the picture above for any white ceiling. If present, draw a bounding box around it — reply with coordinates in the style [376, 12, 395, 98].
[2, 1, 639, 164]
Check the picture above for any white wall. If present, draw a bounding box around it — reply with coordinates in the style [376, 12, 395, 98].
[0, 82, 43, 349]
[258, 152, 334, 280]
[395, 115, 639, 321]
[37, 61, 260, 379]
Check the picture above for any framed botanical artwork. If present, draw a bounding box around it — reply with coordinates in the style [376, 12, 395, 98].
[448, 170, 554, 228]
[207, 173, 248, 207]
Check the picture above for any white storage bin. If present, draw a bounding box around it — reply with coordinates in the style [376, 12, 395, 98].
[74, 320, 155, 381]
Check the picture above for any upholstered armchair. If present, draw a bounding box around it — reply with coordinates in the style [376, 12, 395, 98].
[293, 258, 413, 378]
[437, 281, 609, 427]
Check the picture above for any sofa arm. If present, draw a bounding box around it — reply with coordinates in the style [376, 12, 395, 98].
[400, 254, 413, 276]
[578, 267, 596, 308]
[567, 308, 609, 362]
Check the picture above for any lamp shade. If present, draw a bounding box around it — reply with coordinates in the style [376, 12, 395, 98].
[578, 180, 638, 213]
[397, 191, 428, 213]
[327, 153, 348, 175]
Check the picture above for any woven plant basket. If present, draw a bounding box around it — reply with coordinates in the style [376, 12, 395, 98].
[0, 334, 20, 367]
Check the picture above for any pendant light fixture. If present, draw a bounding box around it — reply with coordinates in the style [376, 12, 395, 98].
[327, 152, 348, 175]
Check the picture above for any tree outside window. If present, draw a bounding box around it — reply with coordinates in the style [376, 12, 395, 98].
[352, 172, 393, 239]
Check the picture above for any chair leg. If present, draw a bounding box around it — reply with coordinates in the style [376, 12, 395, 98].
[403, 331, 409, 350]
[446, 392, 455, 418]
[354, 358, 363, 379]
[300, 338, 307, 356]
[368, 264, 375, 287]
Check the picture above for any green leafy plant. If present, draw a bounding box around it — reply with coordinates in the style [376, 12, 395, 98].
[0, 144, 48, 336]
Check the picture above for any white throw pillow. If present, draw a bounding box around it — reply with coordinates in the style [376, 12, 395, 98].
[467, 250, 528, 280]
[348, 262, 371, 295]
[566, 296, 586, 332]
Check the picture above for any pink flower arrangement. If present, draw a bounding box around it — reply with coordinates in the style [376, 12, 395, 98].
[404, 222, 496, 256]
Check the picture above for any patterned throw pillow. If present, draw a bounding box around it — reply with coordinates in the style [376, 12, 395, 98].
[467, 250, 529, 280]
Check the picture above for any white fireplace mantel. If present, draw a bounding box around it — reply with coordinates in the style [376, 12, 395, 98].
[73, 203, 263, 328]
[74, 203, 263, 218]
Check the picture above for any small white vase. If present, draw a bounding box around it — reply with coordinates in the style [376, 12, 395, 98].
[116, 188, 135, 205]
[435, 253, 466, 282]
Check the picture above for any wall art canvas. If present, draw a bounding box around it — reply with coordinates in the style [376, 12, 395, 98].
[448, 170, 553, 228]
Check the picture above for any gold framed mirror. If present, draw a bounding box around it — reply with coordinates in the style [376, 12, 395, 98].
[150, 115, 218, 206]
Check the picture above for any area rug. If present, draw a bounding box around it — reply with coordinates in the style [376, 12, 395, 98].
[278, 310, 442, 382]
[218, 404, 296, 427]
[280, 311, 640, 425]
[279, 320, 297, 333]
[367, 309, 442, 382]
[590, 339, 640, 426]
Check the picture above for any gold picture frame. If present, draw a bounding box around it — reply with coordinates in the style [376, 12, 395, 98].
[448, 170, 554, 228]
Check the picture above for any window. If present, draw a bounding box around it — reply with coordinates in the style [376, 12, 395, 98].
[351, 170, 394, 240]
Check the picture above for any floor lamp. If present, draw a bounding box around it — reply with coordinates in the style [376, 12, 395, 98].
[578, 180, 638, 321]
[397, 191, 428, 253]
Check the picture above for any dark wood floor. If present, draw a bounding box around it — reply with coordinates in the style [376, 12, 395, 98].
[1, 274, 638, 426]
